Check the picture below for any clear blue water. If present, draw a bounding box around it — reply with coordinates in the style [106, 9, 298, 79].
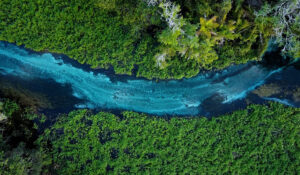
[0, 42, 299, 116]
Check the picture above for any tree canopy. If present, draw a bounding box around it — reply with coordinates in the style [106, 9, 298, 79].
[38, 103, 300, 174]
[0, 0, 298, 79]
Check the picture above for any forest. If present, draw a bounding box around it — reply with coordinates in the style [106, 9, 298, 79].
[0, 0, 299, 79]
[0, 100, 299, 174]
[0, 0, 300, 174]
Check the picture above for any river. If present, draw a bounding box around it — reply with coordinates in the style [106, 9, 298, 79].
[0, 41, 299, 116]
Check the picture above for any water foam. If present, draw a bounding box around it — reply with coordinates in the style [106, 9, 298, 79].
[0, 42, 287, 115]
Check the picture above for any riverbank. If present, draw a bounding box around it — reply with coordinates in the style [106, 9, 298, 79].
[1, 98, 299, 174]
[2, 0, 290, 80]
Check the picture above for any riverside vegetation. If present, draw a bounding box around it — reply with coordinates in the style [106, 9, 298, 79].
[0, 100, 299, 174]
[1, 0, 300, 174]
[0, 0, 299, 79]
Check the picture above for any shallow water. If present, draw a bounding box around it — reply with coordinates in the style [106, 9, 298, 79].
[0, 42, 299, 116]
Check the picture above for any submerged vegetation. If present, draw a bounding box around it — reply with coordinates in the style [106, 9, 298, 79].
[0, 0, 299, 79]
[0, 100, 299, 174]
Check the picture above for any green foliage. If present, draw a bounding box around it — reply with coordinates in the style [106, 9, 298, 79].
[0, 143, 42, 175]
[96, 0, 117, 10]
[0, 0, 205, 79]
[2, 100, 20, 117]
[270, 0, 300, 58]
[0, 100, 42, 175]
[0, 0, 169, 79]
[40, 103, 300, 174]
[152, 0, 276, 70]
[1, 100, 300, 174]
[0, 0, 293, 79]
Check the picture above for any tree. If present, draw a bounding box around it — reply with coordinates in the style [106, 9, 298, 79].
[255, 0, 300, 58]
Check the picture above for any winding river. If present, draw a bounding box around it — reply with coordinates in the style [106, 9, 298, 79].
[0, 41, 299, 116]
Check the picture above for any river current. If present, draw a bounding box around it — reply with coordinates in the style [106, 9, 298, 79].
[0, 41, 299, 116]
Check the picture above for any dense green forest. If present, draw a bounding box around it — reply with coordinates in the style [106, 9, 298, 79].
[0, 0, 299, 79]
[1, 0, 300, 174]
[0, 100, 299, 174]
[0, 100, 42, 175]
